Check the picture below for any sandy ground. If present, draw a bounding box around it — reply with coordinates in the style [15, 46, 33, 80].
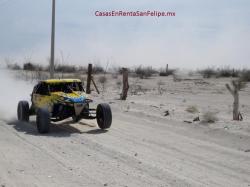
[0, 71, 250, 187]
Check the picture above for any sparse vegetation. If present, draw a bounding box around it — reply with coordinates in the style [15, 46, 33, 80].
[199, 68, 217, 78]
[134, 66, 157, 79]
[93, 65, 104, 74]
[130, 78, 148, 95]
[216, 67, 239, 78]
[199, 67, 250, 79]
[54, 64, 77, 73]
[6, 63, 21, 70]
[159, 69, 175, 76]
[23, 62, 43, 71]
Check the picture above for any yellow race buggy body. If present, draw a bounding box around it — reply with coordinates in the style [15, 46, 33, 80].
[17, 79, 112, 133]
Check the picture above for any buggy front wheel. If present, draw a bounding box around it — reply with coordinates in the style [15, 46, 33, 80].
[36, 108, 50, 134]
[96, 103, 112, 129]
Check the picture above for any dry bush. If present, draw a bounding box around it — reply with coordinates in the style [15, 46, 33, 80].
[199, 67, 243, 79]
[159, 69, 175, 76]
[54, 64, 77, 73]
[93, 65, 104, 74]
[199, 68, 217, 78]
[134, 66, 157, 79]
[5, 58, 22, 70]
[130, 79, 148, 95]
[202, 111, 218, 123]
[23, 62, 43, 71]
[130, 85, 147, 95]
[186, 106, 199, 113]
[6, 63, 21, 70]
[216, 67, 239, 78]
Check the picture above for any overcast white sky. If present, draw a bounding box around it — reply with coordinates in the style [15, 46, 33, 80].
[0, 0, 249, 69]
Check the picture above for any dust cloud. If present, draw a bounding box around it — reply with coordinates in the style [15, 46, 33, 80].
[0, 68, 33, 121]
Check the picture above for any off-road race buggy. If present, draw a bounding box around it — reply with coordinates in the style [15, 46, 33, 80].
[17, 79, 112, 133]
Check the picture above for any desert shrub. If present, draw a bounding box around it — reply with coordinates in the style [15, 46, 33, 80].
[186, 106, 199, 113]
[159, 69, 175, 76]
[23, 62, 43, 71]
[216, 68, 239, 78]
[6, 63, 21, 70]
[130, 85, 146, 95]
[202, 111, 218, 123]
[199, 67, 242, 78]
[240, 70, 250, 82]
[55, 64, 76, 73]
[199, 68, 217, 78]
[93, 65, 104, 74]
[134, 66, 157, 79]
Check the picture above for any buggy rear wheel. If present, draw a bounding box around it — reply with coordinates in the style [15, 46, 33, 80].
[96, 103, 112, 129]
[36, 108, 50, 134]
[17, 101, 29, 122]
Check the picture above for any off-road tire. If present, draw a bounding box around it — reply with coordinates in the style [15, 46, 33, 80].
[17, 101, 29, 122]
[36, 108, 50, 134]
[96, 103, 112, 129]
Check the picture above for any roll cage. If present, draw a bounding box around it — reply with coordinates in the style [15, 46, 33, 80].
[33, 81, 85, 96]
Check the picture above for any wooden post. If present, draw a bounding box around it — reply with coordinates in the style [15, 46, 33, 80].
[166, 64, 168, 73]
[120, 68, 129, 100]
[86, 64, 92, 94]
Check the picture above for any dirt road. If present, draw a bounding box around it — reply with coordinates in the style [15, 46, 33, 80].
[0, 103, 250, 187]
